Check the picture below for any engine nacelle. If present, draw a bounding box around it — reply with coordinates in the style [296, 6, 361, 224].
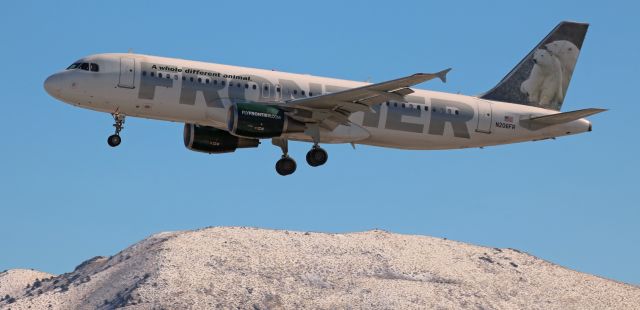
[227, 103, 305, 138]
[183, 124, 259, 154]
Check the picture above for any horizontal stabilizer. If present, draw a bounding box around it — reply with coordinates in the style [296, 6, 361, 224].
[525, 108, 606, 126]
[519, 108, 606, 130]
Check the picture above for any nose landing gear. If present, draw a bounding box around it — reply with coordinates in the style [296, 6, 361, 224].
[107, 134, 121, 147]
[107, 113, 125, 147]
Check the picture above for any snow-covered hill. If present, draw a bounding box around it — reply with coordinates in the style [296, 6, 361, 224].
[1, 227, 638, 309]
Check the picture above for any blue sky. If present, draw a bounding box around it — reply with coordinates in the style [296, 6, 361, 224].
[1, 1, 639, 285]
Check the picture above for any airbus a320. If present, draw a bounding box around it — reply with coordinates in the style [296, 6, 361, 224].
[44, 21, 604, 175]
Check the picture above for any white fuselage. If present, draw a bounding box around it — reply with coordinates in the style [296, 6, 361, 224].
[44, 53, 591, 150]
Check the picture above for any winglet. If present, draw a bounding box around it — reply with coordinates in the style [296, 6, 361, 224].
[437, 68, 451, 83]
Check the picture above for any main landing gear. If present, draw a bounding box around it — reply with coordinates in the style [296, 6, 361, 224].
[304, 124, 328, 168]
[273, 138, 296, 176]
[107, 113, 125, 147]
[272, 138, 329, 176]
[306, 145, 328, 167]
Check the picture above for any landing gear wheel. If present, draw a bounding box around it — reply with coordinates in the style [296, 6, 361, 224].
[275, 157, 297, 176]
[306, 146, 328, 167]
[107, 134, 121, 147]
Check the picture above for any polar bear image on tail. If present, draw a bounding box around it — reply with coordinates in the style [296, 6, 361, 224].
[520, 49, 564, 109]
[520, 53, 544, 103]
[545, 40, 580, 92]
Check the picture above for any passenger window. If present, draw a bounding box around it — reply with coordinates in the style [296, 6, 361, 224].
[301, 90, 306, 96]
[293, 90, 297, 95]
[158, 73, 163, 78]
[230, 82, 233, 87]
[276, 87, 281, 92]
[252, 84, 257, 90]
[309, 92, 313, 96]
[221, 81, 226, 86]
[190, 77, 194, 82]
[206, 79, 209, 84]
[455, 110, 459, 115]
[174, 75, 178, 80]
[265, 85, 269, 91]
[142, 71, 147, 76]
[182, 76, 186, 81]
[198, 78, 202, 83]
[237, 83, 241, 88]
[245, 84, 248, 89]
[214, 80, 218, 85]
[150, 72, 155, 77]
[90, 63, 99, 72]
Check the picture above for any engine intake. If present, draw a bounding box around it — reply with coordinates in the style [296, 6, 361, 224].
[227, 103, 305, 138]
[183, 124, 259, 154]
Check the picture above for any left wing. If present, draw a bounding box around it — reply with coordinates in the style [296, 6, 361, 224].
[279, 69, 450, 127]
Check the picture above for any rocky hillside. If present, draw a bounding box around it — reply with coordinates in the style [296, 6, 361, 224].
[1, 227, 638, 309]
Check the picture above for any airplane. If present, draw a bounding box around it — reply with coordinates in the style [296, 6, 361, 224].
[44, 21, 605, 176]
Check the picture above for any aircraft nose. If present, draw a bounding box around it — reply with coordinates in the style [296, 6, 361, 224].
[44, 73, 64, 97]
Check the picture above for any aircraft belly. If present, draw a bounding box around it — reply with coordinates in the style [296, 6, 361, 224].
[360, 126, 474, 150]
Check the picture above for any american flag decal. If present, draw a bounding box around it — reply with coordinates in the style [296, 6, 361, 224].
[504, 115, 514, 123]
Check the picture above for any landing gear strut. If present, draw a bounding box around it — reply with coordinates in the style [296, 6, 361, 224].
[272, 138, 296, 176]
[107, 113, 125, 147]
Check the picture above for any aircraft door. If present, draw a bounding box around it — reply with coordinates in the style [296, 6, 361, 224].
[118, 57, 136, 88]
[476, 100, 492, 133]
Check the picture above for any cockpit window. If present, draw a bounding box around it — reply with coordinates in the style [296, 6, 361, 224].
[66, 62, 99, 72]
[66, 63, 81, 70]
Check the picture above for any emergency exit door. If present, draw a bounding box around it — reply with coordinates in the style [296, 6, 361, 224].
[118, 57, 136, 89]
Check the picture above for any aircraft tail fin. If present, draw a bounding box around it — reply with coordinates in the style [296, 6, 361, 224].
[480, 21, 589, 111]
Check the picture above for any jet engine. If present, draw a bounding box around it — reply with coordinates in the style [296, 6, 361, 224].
[227, 103, 305, 138]
[183, 124, 259, 154]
